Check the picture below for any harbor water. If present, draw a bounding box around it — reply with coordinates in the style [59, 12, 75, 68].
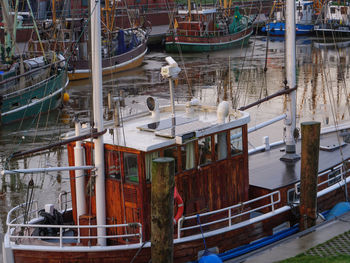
[1, 35, 350, 240]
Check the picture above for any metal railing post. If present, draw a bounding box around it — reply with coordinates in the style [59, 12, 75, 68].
[228, 209, 232, 226]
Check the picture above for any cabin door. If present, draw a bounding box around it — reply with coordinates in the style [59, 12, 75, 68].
[105, 150, 141, 243]
[121, 152, 141, 224]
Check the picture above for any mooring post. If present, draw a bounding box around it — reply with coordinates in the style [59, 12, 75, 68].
[151, 157, 175, 263]
[299, 121, 320, 231]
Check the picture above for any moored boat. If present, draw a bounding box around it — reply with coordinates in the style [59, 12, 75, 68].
[165, 5, 254, 53]
[261, 0, 315, 35]
[67, 27, 148, 81]
[3, 0, 350, 262]
[0, 0, 68, 125]
[314, 0, 350, 38]
[29, 2, 149, 81]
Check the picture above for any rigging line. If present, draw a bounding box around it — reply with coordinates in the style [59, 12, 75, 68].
[1, 0, 25, 60]
[53, 1, 99, 66]
[9, 71, 56, 157]
[121, 0, 133, 29]
[167, 2, 194, 95]
[319, 41, 347, 173]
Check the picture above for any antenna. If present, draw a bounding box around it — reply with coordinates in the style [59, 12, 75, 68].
[161, 56, 181, 137]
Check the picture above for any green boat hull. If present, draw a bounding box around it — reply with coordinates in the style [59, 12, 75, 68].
[165, 30, 252, 53]
[1, 69, 68, 125]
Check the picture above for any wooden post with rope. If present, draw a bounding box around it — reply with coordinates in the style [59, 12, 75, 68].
[151, 157, 175, 263]
[299, 121, 320, 231]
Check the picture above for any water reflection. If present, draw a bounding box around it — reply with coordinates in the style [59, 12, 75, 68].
[1, 35, 350, 234]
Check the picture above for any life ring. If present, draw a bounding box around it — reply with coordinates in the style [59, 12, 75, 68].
[174, 187, 184, 224]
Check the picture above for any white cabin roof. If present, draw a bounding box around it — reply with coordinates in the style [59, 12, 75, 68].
[178, 8, 217, 15]
[102, 104, 250, 152]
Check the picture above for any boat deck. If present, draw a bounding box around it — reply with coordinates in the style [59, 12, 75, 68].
[249, 132, 350, 190]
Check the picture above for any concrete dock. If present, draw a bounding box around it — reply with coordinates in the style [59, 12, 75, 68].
[228, 212, 350, 262]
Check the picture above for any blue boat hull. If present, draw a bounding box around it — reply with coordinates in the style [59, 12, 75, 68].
[262, 22, 314, 35]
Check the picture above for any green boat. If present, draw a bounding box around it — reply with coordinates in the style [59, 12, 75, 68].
[0, 0, 68, 125]
[0, 56, 68, 125]
[165, 6, 255, 53]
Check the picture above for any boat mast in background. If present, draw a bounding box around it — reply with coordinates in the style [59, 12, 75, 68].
[90, 0, 107, 245]
[1, 0, 15, 63]
[281, 0, 300, 162]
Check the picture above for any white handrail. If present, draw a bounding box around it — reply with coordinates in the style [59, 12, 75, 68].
[176, 191, 280, 238]
[7, 220, 143, 247]
[1, 165, 95, 175]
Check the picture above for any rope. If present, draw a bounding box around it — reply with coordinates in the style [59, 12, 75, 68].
[197, 214, 208, 252]
[23, 177, 34, 224]
[129, 241, 149, 263]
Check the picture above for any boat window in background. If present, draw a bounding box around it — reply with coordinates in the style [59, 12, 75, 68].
[230, 127, 243, 156]
[198, 136, 212, 166]
[164, 146, 178, 173]
[215, 132, 228, 161]
[124, 153, 139, 183]
[106, 150, 121, 180]
[181, 142, 195, 171]
[145, 151, 160, 182]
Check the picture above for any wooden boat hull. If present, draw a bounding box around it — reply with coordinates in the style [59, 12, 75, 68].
[6, 178, 349, 263]
[1, 69, 68, 125]
[8, 211, 292, 263]
[68, 43, 148, 81]
[165, 27, 253, 53]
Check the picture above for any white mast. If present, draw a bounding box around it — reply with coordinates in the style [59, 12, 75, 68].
[91, 0, 107, 245]
[74, 121, 87, 220]
[281, 0, 300, 162]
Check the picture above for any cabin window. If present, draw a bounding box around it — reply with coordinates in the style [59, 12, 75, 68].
[328, 168, 342, 186]
[214, 132, 227, 161]
[198, 136, 213, 165]
[330, 7, 336, 14]
[145, 151, 160, 182]
[124, 153, 139, 183]
[341, 7, 347, 14]
[164, 146, 178, 173]
[181, 141, 195, 170]
[105, 150, 121, 180]
[230, 127, 243, 156]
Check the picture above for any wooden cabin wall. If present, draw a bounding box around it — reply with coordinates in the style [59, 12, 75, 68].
[141, 124, 249, 240]
[67, 142, 98, 222]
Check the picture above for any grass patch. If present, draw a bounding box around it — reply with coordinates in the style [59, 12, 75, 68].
[280, 255, 350, 263]
[280, 230, 350, 262]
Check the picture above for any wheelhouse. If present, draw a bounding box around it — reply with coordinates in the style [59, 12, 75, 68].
[67, 102, 250, 242]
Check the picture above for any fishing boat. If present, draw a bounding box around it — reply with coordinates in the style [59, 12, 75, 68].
[165, 1, 255, 53]
[314, 0, 350, 37]
[262, 0, 315, 35]
[0, 0, 68, 125]
[2, 0, 350, 262]
[29, 0, 149, 81]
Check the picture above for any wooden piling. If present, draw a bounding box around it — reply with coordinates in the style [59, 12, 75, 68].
[151, 157, 175, 263]
[299, 121, 320, 231]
